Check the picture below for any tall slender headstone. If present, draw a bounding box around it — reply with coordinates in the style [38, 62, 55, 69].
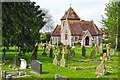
[50, 48, 53, 58]
[82, 46, 86, 57]
[90, 50, 96, 59]
[67, 49, 71, 60]
[53, 49, 58, 65]
[110, 49, 115, 55]
[100, 43, 103, 53]
[13, 55, 17, 66]
[60, 48, 66, 67]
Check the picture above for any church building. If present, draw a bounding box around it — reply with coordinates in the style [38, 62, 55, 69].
[51, 7, 102, 47]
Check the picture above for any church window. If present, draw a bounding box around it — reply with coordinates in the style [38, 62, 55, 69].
[75, 37, 78, 41]
[65, 34, 67, 40]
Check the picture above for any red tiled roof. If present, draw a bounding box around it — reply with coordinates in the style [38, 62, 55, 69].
[68, 21, 100, 36]
[52, 20, 102, 37]
[52, 25, 61, 36]
[61, 7, 80, 20]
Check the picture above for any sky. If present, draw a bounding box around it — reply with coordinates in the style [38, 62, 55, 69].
[30, 0, 110, 32]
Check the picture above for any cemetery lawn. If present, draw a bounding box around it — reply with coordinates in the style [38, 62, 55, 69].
[1, 46, 119, 79]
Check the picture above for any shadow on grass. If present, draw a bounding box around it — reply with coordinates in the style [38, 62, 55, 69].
[42, 71, 49, 74]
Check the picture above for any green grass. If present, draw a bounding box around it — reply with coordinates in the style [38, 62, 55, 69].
[1, 46, 119, 78]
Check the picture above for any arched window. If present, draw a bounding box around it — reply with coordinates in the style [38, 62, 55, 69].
[75, 37, 78, 41]
[65, 34, 67, 40]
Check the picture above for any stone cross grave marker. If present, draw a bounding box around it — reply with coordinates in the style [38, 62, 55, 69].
[50, 47, 53, 58]
[41, 44, 47, 56]
[20, 58, 27, 69]
[31, 60, 42, 75]
[13, 55, 18, 66]
[96, 59, 106, 75]
[60, 48, 66, 67]
[53, 49, 58, 65]
[90, 50, 96, 59]
[82, 46, 86, 57]
[110, 49, 115, 55]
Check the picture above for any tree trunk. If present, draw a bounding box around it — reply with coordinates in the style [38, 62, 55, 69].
[115, 23, 118, 51]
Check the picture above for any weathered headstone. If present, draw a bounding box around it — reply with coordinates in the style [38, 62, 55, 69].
[31, 60, 42, 75]
[55, 74, 69, 80]
[67, 49, 71, 60]
[100, 43, 103, 53]
[13, 55, 17, 66]
[50, 47, 53, 58]
[71, 50, 75, 57]
[96, 46, 99, 53]
[41, 44, 47, 56]
[53, 49, 58, 65]
[20, 58, 27, 69]
[90, 50, 96, 59]
[60, 48, 66, 67]
[110, 49, 115, 55]
[82, 46, 86, 57]
[96, 59, 106, 75]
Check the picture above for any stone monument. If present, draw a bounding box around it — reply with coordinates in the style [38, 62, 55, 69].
[82, 46, 86, 57]
[20, 58, 27, 69]
[60, 48, 66, 67]
[41, 44, 47, 56]
[96, 59, 106, 75]
[53, 49, 58, 65]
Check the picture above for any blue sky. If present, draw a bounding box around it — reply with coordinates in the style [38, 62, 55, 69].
[30, 0, 110, 32]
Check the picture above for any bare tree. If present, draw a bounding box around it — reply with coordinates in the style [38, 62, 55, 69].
[40, 8, 54, 33]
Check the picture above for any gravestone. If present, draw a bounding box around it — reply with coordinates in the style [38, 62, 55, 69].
[50, 47, 53, 58]
[20, 58, 27, 69]
[90, 50, 96, 59]
[96, 46, 99, 53]
[72, 42, 75, 48]
[60, 48, 66, 67]
[41, 44, 47, 56]
[53, 49, 58, 65]
[110, 49, 115, 55]
[100, 43, 103, 53]
[67, 49, 71, 60]
[71, 50, 75, 57]
[96, 59, 106, 75]
[13, 55, 17, 66]
[55, 74, 69, 80]
[82, 46, 86, 57]
[31, 60, 42, 75]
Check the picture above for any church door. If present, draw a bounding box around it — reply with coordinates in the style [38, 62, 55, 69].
[85, 36, 89, 45]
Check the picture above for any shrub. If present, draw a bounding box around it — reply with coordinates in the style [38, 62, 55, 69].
[55, 41, 63, 46]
